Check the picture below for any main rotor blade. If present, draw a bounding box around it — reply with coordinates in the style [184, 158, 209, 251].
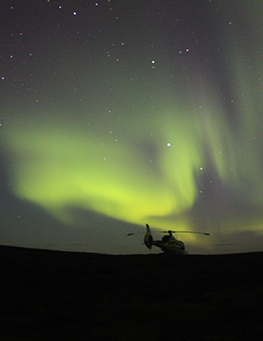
[127, 232, 145, 236]
[163, 231, 210, 235]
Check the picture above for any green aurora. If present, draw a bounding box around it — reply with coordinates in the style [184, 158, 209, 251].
[1, 0, 263, 253]
[2, 76, 263, 244]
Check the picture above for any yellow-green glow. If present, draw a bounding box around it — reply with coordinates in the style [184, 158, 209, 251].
[2, 82, 263, 240]
[1, 1, 263, 249]
[2, 113, 203, 228]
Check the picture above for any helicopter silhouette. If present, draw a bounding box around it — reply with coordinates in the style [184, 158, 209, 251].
[128, 224, 210, 254]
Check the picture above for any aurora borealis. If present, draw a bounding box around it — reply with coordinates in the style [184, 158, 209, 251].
[1, 0, 263, 254]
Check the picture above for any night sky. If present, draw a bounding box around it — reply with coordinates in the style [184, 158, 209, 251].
[1, 0, 263, 254]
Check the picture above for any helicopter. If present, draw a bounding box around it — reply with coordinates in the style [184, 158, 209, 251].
[128, 224, 210, 254]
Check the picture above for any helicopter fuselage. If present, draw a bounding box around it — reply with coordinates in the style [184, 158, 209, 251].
[144, 224, 188, 254]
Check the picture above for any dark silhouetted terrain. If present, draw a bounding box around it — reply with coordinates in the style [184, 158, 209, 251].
[1, 245, 263, 340]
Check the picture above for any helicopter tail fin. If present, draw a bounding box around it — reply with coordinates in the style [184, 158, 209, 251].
[144, 224, 153, 250]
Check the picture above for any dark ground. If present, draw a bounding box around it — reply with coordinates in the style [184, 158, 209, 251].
[1, 245, 263, 340]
